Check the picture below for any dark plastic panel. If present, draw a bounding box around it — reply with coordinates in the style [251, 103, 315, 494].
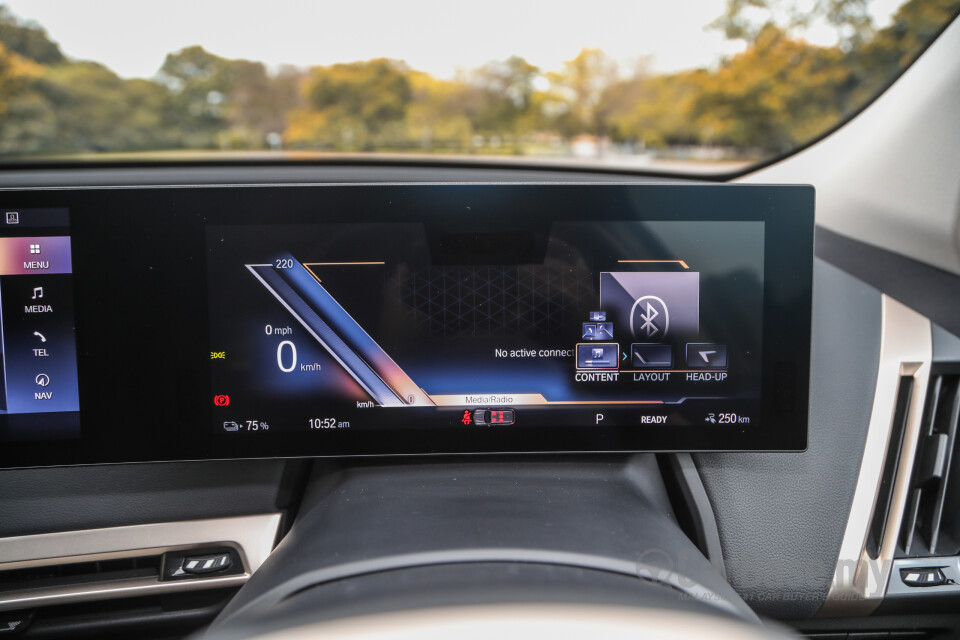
[208, 455, 757, 635]
[0, 165, 680, 188]
[695, 259, 882, 618]
[816, 227, 960, 338]
[204, 563, 743, 640]
[0, 460, 290, 538]
[932, 324, 960, 363]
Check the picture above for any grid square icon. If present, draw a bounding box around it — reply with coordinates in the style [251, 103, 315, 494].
[29, 244, 40, 254]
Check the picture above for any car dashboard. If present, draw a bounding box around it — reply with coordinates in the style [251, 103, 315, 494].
[0, 16, 959, 639]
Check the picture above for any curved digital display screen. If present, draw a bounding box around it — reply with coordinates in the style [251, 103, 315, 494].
[0, 183, 813, 467]
[207, 221, 765, 436]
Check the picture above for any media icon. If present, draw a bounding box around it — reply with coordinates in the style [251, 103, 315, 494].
[31, 286, 43, 300]
[581, 322, 614, 341]
[630, 343, 673, 368]
[576, 343, 619, 369]
[686, 343, 728, 368]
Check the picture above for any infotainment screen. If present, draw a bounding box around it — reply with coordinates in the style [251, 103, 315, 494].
[0, 184, 813, 467]
[207, 221, 765, 437]
[0, 208, 80, 444]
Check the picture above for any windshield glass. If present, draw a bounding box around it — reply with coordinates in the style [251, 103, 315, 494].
[0, 0, 957, 172]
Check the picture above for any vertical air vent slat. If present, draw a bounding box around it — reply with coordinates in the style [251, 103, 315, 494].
[866, 376, 913, 559]
[899, 375, 941, 555]
[897, 370, 960, 558]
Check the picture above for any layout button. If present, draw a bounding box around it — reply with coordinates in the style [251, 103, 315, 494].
[631, 343, 673, 368]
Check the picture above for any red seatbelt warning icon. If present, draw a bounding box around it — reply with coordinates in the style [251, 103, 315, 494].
[461, 410, 472, 425]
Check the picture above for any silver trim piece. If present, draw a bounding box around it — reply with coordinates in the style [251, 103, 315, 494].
[820, 295, 932, 616]
[0, 513, 281, 611]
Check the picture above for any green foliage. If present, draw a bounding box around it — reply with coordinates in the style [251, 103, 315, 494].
[158, 46, 286, 149]
[547, 48, 618, 135]
[709, 0, 874, 48]
[0, 5, 63, 64]
[604, 71, 705, 147]
[286, 59, 412, 151]
[465, 56, 540, 133]
[690, 25, 850, 150]
[848, 0, 960, 104]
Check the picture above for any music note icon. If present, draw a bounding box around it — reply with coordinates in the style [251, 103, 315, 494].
[31, 287, 43, 300]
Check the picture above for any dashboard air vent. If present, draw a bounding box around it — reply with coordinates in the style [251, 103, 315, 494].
[897, 370, 960, 558]
[0, 556, 161, 593]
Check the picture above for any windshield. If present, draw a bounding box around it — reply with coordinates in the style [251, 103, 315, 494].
[0, 0, 957, 173]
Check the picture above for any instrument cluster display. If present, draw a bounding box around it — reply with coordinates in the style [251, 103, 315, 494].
[207, 220, 766, 441]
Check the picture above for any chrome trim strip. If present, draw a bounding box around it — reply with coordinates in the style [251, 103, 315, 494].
[0, 574, 250, 611]
[0, 513, 281, 611]
[820, 295, 931, 616]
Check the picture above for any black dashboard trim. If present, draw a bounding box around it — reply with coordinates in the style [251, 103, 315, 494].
[815, 226, 960, 338]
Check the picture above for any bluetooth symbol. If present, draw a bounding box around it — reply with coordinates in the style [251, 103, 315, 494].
[630, 295, 670, 341]
[640, 302, 659, 337]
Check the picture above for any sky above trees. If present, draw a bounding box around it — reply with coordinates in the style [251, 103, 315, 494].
[5, 0, 906, 80]
[0, 0, 957, 162]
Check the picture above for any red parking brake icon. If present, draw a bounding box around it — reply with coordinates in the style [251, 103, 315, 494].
[214, 394, 230, 407]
